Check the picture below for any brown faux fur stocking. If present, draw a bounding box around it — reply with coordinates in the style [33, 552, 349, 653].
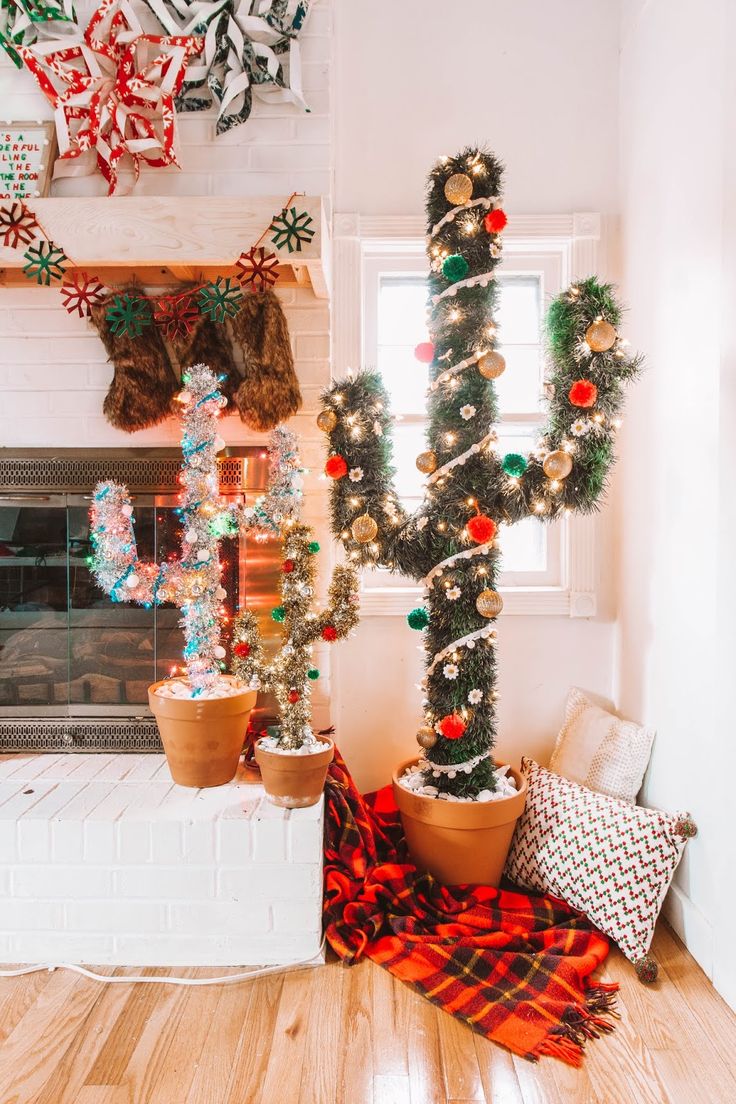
[91, 287, 179, 432]
[169, 300, 243, 405]
[228, 290, 302, 432]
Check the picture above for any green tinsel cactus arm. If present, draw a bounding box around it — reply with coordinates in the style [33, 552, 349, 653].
[317, 147, 642, 801]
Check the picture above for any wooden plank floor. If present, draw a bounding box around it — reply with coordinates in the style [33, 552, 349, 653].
[0, 924, 734, 1104]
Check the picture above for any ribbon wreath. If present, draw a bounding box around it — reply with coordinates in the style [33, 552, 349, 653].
[17, 0, 203, 195]
[141, 0, 310, 135]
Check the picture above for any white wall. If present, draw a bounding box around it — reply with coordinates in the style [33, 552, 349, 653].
[332, 0, 624, 792]
[616, 0, 734, 1004]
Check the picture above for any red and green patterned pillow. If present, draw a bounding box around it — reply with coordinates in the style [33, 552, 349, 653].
[505, 757, 697, 982]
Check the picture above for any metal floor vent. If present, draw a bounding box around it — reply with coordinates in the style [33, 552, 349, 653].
[0, 719, 163, 754]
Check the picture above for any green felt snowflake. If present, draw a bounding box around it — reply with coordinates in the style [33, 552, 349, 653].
[197, 277, 243, 323]
[269, 206, 315, 254]
[106, 294, 152, 337]
[22, 240, 68, 286]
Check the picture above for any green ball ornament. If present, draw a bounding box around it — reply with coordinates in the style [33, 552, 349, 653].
[442, 254, 469, 282]
[407, 607, 430, 630]
[502, 452, 528, 478]
[271, 606, 286, 622]
[307, 668, 320, 681]
[308, 541, 320, 554]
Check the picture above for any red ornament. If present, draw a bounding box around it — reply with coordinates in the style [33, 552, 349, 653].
[282, 559, 295, 573]
[153, 293, 199, 342]
[414, 341, 435, 363]
[466, 514, 497, 544]
[322, 625, 338, 642]
[325, 455, 348, 480]
[236, 246, 280, 292]
[569, 379, 598, 408]
[60, 271, 106, 318]
[439, 714, 466, 740]
[287, 689, 300, 704]
[483, 208, 508, 233]
[0, 200, 40, 249]
[233, 642, 251, 658]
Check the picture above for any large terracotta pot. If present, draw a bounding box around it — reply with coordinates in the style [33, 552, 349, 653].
[148, 677, 257, 788]
[392, 758, 527, 886]
[255, 735, 334, 809]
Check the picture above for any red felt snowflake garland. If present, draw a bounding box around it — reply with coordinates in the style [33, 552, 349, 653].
[60, 271, 106, 318]
[569, 379, 598, 408]
[0, 200, 40, 249]
[153, 292, 199, 341]
[235, 246, 280, 292]
[22, 240, 68, 285]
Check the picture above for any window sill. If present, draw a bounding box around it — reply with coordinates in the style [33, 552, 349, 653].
[359, 586, 596, 618]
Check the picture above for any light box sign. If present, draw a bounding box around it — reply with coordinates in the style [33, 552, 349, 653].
[0, 122, 55, 200]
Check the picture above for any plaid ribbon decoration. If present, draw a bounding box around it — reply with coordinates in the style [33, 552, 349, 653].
[323, 749, 619, 1067]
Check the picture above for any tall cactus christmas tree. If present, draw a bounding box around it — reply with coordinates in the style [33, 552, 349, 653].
[319, 148, 641, 800]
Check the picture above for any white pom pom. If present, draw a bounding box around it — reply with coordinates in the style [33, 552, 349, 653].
[196, 549, 210, 562]
[184, 529, 198, 544]
[126, 574, 139, 588]
[121, 504, 133, 518]
[213, 645, 226, 659]
[216, 586, 227, 600]
[214, 436, 226, 452]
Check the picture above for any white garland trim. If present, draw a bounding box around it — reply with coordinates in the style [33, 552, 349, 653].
[429, 196, 497, 238]
[429, 350, 487, 392]
[431, 270, 496, 305]
[425, 625, 496, 679]
[422, 543, 492, 588]
[426, 431, 495, 485]
[421, 749, 491, 776]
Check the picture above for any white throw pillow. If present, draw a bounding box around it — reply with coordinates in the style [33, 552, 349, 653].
[549, 687, 654, 804]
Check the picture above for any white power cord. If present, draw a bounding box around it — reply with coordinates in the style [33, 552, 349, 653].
[0, 938, 326, 986]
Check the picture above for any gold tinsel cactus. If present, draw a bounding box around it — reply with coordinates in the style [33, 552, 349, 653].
[231, 522, 359, 750]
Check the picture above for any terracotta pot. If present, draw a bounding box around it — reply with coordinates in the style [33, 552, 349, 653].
[148, 677, 257, 788]
[255, 735, 334, 809]
[392, 758, 528, 886]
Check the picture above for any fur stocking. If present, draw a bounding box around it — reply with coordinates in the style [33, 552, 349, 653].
[169, 302, 242, 405]
[91, 287, 179, 432]
[228, 290, 302, 432]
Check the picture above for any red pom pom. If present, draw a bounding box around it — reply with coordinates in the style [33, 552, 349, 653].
[233, 642, 250, 658]
[466, 514, 497, 544]
[282, 559, 295, 573]
[322, 625, 338, 642]
[484, 208, 508, 233]
[287, 689, 300, 704]
[568, 379, 598, 408]
[325, 455, 348, 479]
[439, 714, 466, 740]
[414, 341, 435, 364]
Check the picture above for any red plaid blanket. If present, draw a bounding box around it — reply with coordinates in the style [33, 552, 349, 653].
[323, 750, 618, 1066]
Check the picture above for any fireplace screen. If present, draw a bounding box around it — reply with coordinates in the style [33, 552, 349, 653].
[0, 449, 281, 751]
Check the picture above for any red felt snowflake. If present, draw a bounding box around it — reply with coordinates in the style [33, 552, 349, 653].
[153, 293, 199, 341]
[0, 200, 40, 249]
[60, 271, 106, 318]
[235, 246, 280, 292]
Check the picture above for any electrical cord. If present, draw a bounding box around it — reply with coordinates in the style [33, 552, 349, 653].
[0, 938, 326, 986]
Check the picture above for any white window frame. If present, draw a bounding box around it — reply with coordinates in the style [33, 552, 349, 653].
[332, 212, 603, 619]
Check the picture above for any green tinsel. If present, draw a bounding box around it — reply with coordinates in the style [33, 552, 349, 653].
[501, 453, 528, 477]
[407, 607, 430, 630]
[442, 253, 469, 282]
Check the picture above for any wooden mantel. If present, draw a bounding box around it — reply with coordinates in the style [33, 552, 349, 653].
[0, 195, 330, 299]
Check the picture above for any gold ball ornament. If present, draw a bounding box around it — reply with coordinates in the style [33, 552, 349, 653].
[444, 173, 473, 205]
[415, 450, 438, 475]
[477, 351, 506, 379]
[476, 589, 504, 618]
[585, 320, 617, 353]
[316, 408, 337, 433]
[417, 726, 438, 750]
[351, 513, 378, 544]
[542, 450, 573, 480]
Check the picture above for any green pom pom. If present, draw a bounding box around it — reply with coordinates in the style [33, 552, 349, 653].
[502, 452, 528, 478]
[271, 606, 286, 623]
[308, 541, 320, 554]
[307, 668, 320, 681]
[442, 254, 469, 282]
[407, 607, 430, 630]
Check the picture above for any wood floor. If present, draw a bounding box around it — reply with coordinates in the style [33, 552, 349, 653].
[0, 923, 734, 1104]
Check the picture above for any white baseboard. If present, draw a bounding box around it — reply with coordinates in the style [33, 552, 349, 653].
[661, 882, 713, 979]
